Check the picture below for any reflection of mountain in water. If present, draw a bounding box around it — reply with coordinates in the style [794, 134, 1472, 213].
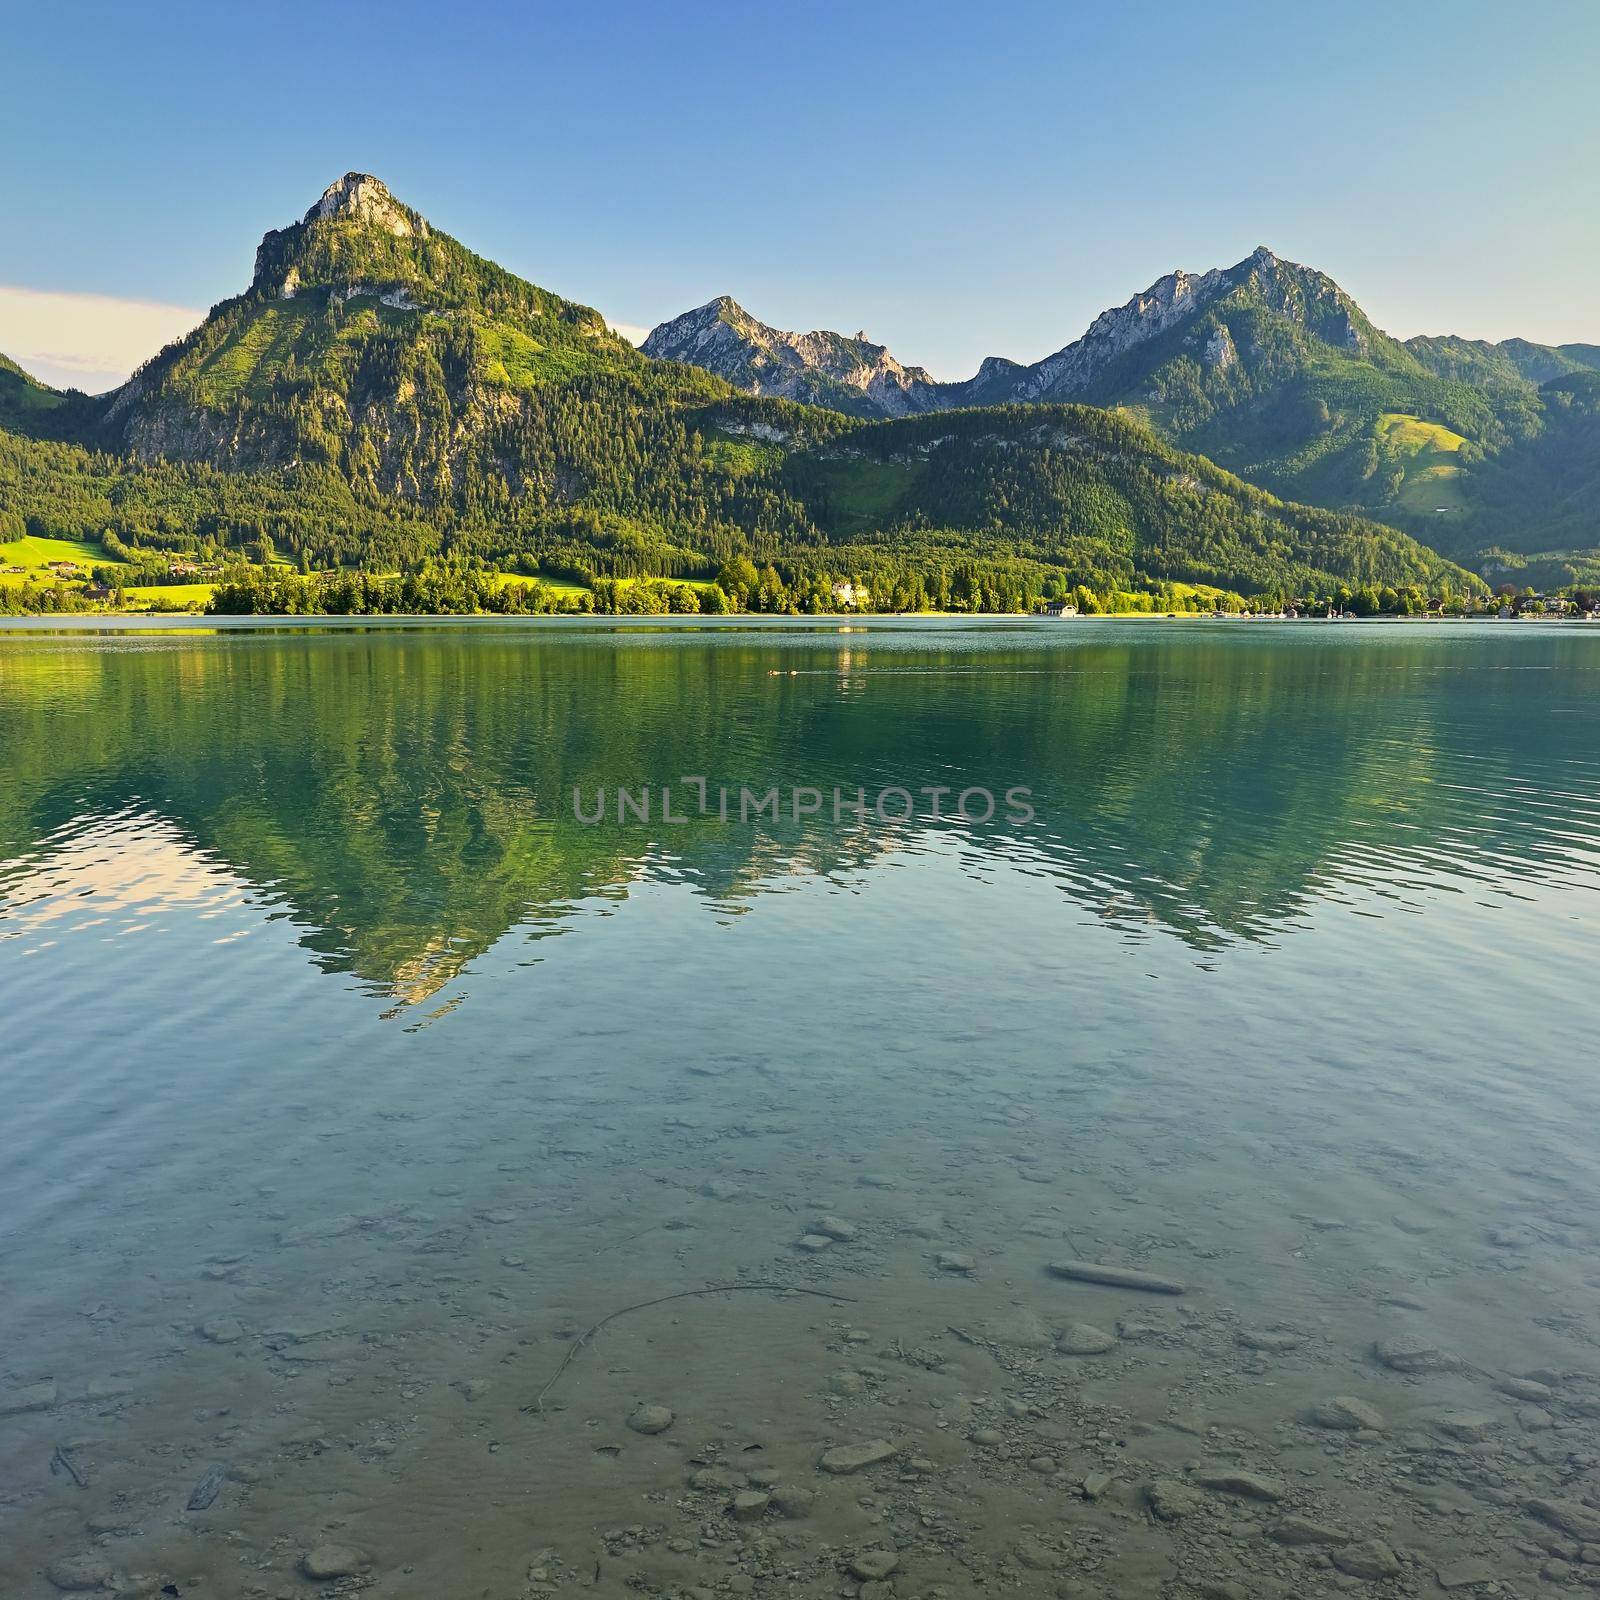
[2, 624, 1598, 1002]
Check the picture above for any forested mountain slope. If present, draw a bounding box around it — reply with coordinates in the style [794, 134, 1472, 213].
[0, 177, 1479, 604]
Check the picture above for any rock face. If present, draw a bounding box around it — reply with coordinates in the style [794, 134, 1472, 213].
[307, 172, 427, 239]
[251, 174, 428, 290]
[985, 261, 1235, 403]
[957, 245, 1373, 406]
[642, 297, 944, 418]
[644, 249, 1392, 439]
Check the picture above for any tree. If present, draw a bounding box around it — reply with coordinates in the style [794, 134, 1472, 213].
[715, 556, 759, 606]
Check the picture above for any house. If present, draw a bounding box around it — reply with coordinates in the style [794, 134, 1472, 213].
[50, 561, 82, 577]
[830, 580, 868, 609]
[1040, 598, 1078, 617]
[169, 560, 201, 577]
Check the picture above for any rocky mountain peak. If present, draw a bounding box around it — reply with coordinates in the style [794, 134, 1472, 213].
[1001, 260, 1233, 402]
[305, 173, 427, 239]
[643, 298, 942, 417]
[251, 174, 437, 293]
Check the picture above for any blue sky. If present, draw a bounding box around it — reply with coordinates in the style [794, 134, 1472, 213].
[4, 0, 1598, 389]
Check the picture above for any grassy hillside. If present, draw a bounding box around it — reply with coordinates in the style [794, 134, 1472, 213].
[0, 353, 69, 427]
[1375, 413, 1470, 516]
[0, 532, 111, 594]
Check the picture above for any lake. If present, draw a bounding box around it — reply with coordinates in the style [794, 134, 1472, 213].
[3, 618, 1599, 1598]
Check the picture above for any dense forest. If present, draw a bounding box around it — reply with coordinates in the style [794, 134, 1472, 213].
[0, 176, 1486, 616]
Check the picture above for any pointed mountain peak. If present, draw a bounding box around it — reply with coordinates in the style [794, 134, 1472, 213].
[252, 173, 441, 292]
[304, 173, 428, 239]
[643, 298, 939, 417]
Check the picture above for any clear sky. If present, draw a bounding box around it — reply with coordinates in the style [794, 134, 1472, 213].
[4, 0, 1598, 390]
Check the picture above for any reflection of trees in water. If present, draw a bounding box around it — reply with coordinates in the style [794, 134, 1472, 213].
[0, 628, 1594, 999]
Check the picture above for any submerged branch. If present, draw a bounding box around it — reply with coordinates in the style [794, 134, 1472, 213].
[523, 1282, 858, 1416]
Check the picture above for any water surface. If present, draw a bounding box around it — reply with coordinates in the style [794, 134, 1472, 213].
[3, 619, 1599, 1598]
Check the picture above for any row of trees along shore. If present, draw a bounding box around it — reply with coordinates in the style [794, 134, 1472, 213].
[0, 560, 1555, 620]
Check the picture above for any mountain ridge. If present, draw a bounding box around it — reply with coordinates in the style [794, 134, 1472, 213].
[645, 248, 1600, 576]
[0, 176, 1486, 606]
[642, 296, 942, 417]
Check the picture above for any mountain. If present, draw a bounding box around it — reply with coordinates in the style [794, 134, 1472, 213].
[647, 248, 1600, 578]
[0, 353, 70, 429]
[0, 176, 1477, 606]
[959, 246, 1391, 402]
[642, 297, 942, 417]
[644, 248, 1393, 418]
[1406, 335, 1600, 389]
[97, 172, 678, 497]
[949, 251, 1600, 576]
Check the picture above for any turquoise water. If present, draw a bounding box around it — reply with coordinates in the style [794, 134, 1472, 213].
[3, 618, 1599, 1597]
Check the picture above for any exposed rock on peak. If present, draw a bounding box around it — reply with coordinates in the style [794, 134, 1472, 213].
[999, 262, 1235, 403]
[252, 174, 432, 291]
[963, 245, 1382, 404]
[306, 173, 427, 239]
[643, 297, 942, 418]
[644, 247, 1394, 420]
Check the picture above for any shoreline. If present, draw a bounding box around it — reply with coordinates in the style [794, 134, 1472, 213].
[1, 610, 1591, 633]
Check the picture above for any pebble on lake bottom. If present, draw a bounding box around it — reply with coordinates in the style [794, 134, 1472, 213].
[848, 1550, 900, 1581]
[627, 1404, 675, 1435]
[300, 1544, 369, 1580]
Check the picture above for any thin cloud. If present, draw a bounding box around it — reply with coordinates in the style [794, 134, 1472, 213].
[0, 284, 204, 393]
[608, 319, 651, 347]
